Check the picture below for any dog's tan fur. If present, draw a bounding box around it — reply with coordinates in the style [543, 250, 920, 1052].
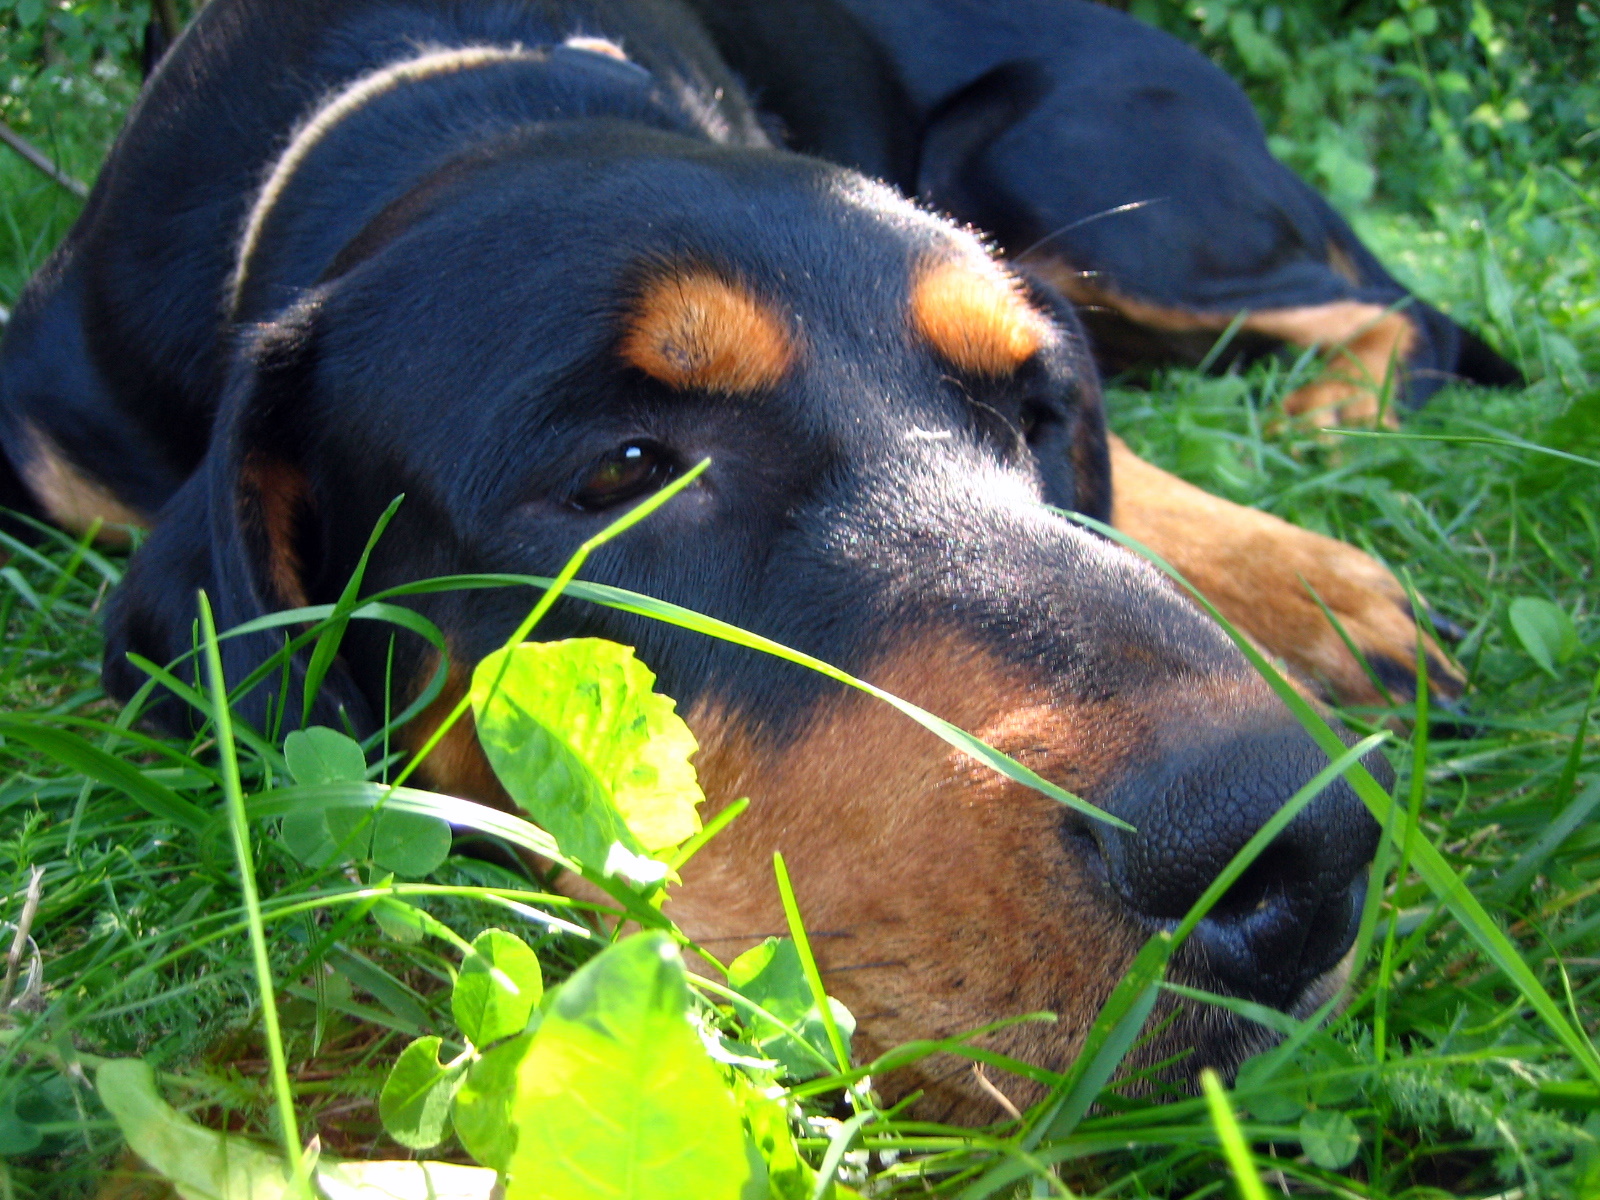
[910, 258, 1050, 376]
[19, 423, 147, 546]
[1035, 263, 1412, 427]
[1107, 435, 1460, 703]
[621, 269, 795, 393]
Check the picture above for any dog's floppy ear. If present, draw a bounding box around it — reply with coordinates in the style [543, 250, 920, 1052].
[915, 60, 1052, 244]
[102, 303, 374, 737]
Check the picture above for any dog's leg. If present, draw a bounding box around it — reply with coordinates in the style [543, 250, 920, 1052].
[1108, 435, 1461, 705]
[1033, 266, 1410, 428]
[1244, 303, 1413, 428]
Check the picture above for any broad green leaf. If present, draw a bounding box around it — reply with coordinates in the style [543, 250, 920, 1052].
[248, 782, 568, 868]
[1508, 596, 1580, 675]
[728, 938, 854, 1079]
[281, 804, 373, 867]
[282, 729, 384, 866]
[372, 809, 453, 877]
[504, 932, 751, 1200]
[97, 1057, 494, 1199]
[0, 1087, 41, 1156]
[1233, 1053, 1308, 1123]
[97, 1057, 288, 1199]
[0, 1078, 65, 1158]
[371, 897, 429, 945]
[454, 1030, 537, 1172]
[283, 803, 451, 876]
[470, 639, 704, 874]
[284, 726, 368, 785]
[729, 939, 811, 1023]
[1303, 1037, 1364, 1107]
[1298, 1109, 1361, 1169]
[453, 929, 544, 1047]
[379, 1037, 466, 1151]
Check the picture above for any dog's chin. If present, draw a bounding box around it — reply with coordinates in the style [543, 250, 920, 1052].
[888, 949, 1358, 1127]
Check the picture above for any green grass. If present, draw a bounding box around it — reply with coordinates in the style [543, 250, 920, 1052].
[1, 4, 1598, 1197]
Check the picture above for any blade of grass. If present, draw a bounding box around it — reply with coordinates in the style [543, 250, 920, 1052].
[0, 716, 208, 835]
[301, 494, 404, 724]
[1326, 428, 1600, 471]
[999, 729, 1386, 1189]
[1374, 583, 1431, 1068]
[1199, 1069, 1270, 1200]
[810, 1109, 874, 1200]
[395, 574, 1130, 832]
[1195, 309, 1253, 375]
[1298, 572, 1398, 708]
[197, 590, 302, 1174]
[1496, 778, 1600, 904]
[244, 781, 572, 869]
[773, 851, 852, 1078]
[1494, 665, 1600, 900]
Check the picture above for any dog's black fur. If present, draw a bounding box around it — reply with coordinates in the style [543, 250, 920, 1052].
[685, 0, 1521, 398]
[0, 0, 1388, 1105]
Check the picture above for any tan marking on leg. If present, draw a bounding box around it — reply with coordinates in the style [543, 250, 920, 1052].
[1107, 434, 1461, 705]
[1248, 304, 1414, 427]
[620, 270, 794, 393]
[19, 424, 146, 546]
[1031, 263, 1412, 427]
[910, 258, 1050, 376]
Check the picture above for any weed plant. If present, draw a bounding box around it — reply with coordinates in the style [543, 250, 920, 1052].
[0, 2, 1597, 1197]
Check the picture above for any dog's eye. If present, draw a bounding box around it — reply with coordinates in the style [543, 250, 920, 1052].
[571, 440, 677, 510]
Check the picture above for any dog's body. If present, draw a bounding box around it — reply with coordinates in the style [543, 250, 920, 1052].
[1, 0, 1411, 1118]
[688, 0, 1521, 423]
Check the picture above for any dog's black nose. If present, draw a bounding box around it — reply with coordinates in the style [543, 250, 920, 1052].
[1090, 723, 1385, 1008]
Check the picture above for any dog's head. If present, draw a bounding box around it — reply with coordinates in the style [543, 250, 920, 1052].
[103, 127, 1381, 1116]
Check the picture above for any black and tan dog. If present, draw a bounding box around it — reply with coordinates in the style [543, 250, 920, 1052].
[0, 0, 1410, 1119]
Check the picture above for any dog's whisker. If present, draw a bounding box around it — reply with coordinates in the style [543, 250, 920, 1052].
[1014, 198, 1167, 262]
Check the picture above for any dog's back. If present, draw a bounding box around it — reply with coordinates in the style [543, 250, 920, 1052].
[687, 0, 1522, 407]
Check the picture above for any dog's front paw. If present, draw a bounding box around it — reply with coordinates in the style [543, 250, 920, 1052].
[1109, 436, 1463, 707]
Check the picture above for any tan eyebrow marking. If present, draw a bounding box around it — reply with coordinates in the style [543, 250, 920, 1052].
[910, 259, 1049, 376]
[620, 270, 794, 393]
